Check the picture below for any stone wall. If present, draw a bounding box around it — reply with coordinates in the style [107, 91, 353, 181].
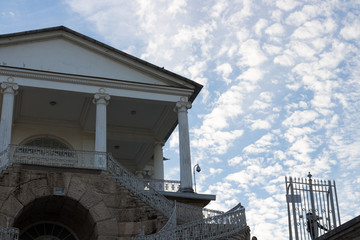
[0, 164, 166, 240]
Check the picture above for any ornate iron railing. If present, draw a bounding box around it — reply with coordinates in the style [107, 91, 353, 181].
[142, 178, 181, 192]
[176, 202, 224, 223]
[176, 204, 247, 240]
[0, 218, 19, 240]
[132, 204, 248, 240]
[107, 154, 174, 218]
[133, 203, 177, 240]
[6, 144, 107, 170]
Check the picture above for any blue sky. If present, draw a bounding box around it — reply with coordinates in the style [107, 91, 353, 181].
[1, 0, 360, 238]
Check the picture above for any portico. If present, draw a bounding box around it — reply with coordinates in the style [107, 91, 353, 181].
[0, 26, 249, 240]
[0, 26, 201, 193]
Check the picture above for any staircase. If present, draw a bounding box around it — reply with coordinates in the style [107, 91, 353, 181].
[0, 146, 250, 240]
[106, 154, 250, 240]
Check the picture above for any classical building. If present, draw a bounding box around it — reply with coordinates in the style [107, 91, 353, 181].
[0, 26, 250, 240]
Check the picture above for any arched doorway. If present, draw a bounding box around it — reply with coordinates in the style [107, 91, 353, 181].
[14, 196, 96, 240]
[20, 222, 77, 240]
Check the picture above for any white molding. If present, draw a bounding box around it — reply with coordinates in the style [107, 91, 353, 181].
[0, 67, 193, 102]
[0, 30, 197, 90]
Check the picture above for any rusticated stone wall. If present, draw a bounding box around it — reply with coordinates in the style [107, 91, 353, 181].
[0, 164, 165, 240]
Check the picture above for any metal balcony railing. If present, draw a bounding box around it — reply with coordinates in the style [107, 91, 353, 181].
[2, 144, 107, 170]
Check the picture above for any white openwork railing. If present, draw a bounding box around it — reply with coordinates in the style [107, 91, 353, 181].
[176, 202, 224, 223]
[0, 218, 19, 240]
[142, 179, 181, 192]
[107, 154, 174, 218]
[133, 204, 177, 240]
[5, 144, 107, 170]
[132, 204, 248, 240]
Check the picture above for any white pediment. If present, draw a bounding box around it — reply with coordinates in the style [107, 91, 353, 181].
[0, 29, 192, 89]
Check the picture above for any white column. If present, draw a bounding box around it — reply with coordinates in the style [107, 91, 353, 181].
[153, 141, 164, 180]
[174, 97, 193, 192]
[0, 78, 18, 153]
[93, 88, 110, 168]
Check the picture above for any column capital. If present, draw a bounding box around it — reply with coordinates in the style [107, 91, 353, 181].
[154, 140, 165, 147]
[1, 77, 19, 95]
[174, 97, 192, 113]
[93, 88, 110, 105]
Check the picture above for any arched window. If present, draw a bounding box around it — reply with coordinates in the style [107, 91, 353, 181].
[22, 136, 71, 150]
[15, 136, 76, 167]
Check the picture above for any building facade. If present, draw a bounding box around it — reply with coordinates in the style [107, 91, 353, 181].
[0, 26, 250, 240]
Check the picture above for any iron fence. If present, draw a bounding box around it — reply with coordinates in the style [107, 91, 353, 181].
[285, 173, 341, 240]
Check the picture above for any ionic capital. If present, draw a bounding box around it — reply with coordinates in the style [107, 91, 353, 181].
[154, 140, 165, 147]
[93, 88, 110, 105]
[1, 77, 19, 95]
[174, 97, 192, 113]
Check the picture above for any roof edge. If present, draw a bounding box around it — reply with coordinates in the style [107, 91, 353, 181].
[0, 26, 203, 103]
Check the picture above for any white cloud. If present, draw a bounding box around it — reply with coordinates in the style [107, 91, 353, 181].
[210, 0, 228, 18]
[238, 39, 267, 67]
[340, 12, 360, 40]
[228, 156, 243, 166]
[250, 100, 271, 110]
[250, 119, 271, 130]
[265, 23, 285, 36]
[237, 67, 264, 82]
[263, 43, 282, 55]
[283, 110, 319, 127]
[276, 0, 300, 11]
[254, 18, 268, 36]
[291, 18, 337, 39]
[215, 62, 233, 84]
[285, 4, 318, 26]
[209, 168, 223, 174]
[243, 133, 276, 154]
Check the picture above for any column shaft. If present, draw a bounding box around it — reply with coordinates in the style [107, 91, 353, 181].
[153, 141, 164, 180]
[93, 90, 110, 168]
[175, 98, 193, 192]
[0, 81, 18, 152]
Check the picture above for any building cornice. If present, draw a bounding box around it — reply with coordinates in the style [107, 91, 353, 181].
[0, 66, 193, 102]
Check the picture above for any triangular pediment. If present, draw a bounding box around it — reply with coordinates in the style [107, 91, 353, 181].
[0, 26, 200, 90]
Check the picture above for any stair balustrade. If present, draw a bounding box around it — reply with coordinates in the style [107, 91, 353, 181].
[132, 204, 248, 240]
[107, 154, 174, 218]
[0, 145, 249, 239]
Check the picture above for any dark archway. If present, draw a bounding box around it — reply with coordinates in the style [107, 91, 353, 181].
[14, 196, 96, 240]
[20, 222, 77, 240]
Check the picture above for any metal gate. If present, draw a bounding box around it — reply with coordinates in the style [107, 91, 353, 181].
[285, 173, 341, 240]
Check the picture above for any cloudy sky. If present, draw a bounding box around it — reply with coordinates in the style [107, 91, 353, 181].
[1, 0, 360, 238]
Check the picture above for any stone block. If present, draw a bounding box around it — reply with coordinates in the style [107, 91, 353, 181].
[67, 176, 86, 200]
[118, 222, 142, 236]
[29, 178, 50, 197]
[96, 218, 119, 236]
[80, 189, 102, 209]
[0, 194, 23, 218]
[14, 183, 35, 206]
[90, 201, 111, 222]
[0, 186, 13, 202]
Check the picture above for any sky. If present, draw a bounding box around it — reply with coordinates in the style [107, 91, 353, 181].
[1, 0, 360, 239]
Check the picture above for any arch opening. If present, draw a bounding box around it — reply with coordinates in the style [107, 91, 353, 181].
[14, 196, 96, 240]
